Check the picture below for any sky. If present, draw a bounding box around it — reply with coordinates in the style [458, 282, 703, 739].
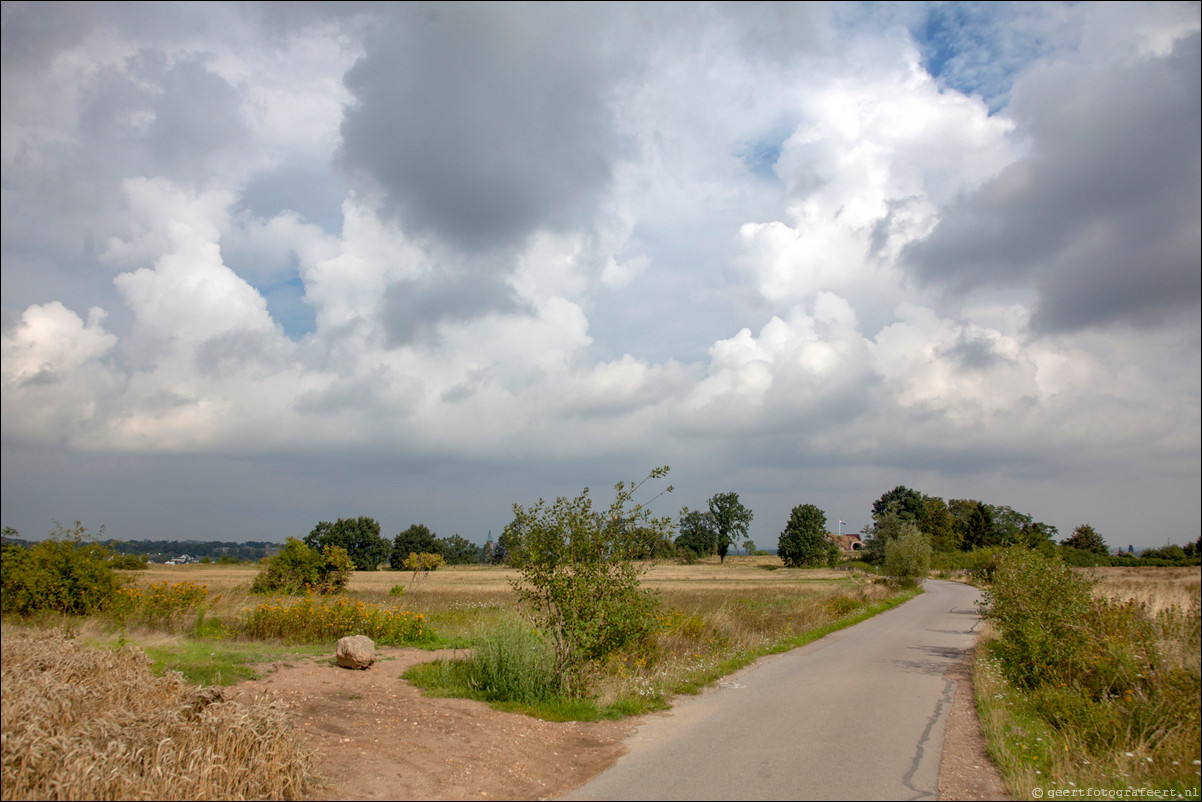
[2, 1, 1199, 552]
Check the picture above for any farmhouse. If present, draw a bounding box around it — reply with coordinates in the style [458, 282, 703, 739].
[826, 533, 864, 553]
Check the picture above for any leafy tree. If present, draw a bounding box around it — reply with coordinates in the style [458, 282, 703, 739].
[502, 467, 673, 694]
[674, 507, 717, 559]
[863, 503, 912, 563]
[402, 551, 445, 578]
[437, 534, 481, 565]
[962, 502, 998, 550]
[391, 523, 440, 568]
[251, 538, 353, 594]
[778, 503, 837, 567]
[480, 539, 495, 565]
[305, 516, 389, 570]
[884, 526, 931, 587]
[1060, 523, 1108, 555]
[919, 497, 961, 552]
[872, 485, 924, 521]
[708, 492, 753, 563]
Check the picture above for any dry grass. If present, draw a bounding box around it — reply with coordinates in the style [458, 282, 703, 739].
[1086, 565, 1202, 615]
[0, 624, 318, 801]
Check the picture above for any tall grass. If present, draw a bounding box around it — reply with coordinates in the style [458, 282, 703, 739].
[0, 626, 318, 801]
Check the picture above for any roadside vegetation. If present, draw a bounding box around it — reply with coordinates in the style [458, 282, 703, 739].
[972, 548, 1200, 798]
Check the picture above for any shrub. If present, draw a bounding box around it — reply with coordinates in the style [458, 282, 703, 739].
[884, 528, 931, 587]
[1, 522, 123, 616]
[459, 619, 563, 704]
[503, 468, 672, 694]
[402, 551, 445, 576]
[250, 538, 353, 595]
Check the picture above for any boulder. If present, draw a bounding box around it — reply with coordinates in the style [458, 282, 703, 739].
[336, 635, 376, 670]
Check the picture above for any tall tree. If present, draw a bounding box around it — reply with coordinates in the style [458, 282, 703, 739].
[708, 492, 754, 563]
[675, 507, 717, 559]
[1061, 523, 1108, 555]
[437, 534, 482, 565]
[390, 523, 440, 568]
[778, 503, 837, 568]
[304, 516, 389, 571]
[872, 486, 924, 521]
[919, 496, 961, 552]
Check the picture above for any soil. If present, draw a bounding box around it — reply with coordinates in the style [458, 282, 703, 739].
[237, 645, 1009, 801]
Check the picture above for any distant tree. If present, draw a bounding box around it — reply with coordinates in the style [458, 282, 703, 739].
[391, 524, 440, 568]
[252, 538, 353, 595]
[919, 497, 961, 552]
[480, 539, 495, 565]
[872, 486, 924, 521]
[437, 534, 481, 565]
[778, 503, 837, 567]
[884, 526, 931, 587]
[1183, 538, 1199, 559]
[304, 516, 389, 571]
[863, 503, 910, 563]
[743, 538, 757, 556]
[708, 492, 753, 564]
[675, 507, 717, 559]
[962, 503, 998, 550]
[1060, 524, 1108, 555]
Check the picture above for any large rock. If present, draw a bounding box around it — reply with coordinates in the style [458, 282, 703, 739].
[336, 635, 376, 670]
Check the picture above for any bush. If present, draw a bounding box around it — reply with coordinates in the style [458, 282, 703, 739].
[250, 538, 353, 595]
[503, 468, 672, 694]
[459, 619, 563, 704]
[778, 503, 838, 568]
[884, 528, 931, 587]
[1, 522, 123, 616]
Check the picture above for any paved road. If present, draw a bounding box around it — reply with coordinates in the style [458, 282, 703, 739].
[562, 579, 984, 801]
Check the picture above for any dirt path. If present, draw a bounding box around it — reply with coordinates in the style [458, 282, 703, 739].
[238, 643, 1007, 800]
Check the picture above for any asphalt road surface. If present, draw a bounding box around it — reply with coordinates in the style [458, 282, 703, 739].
[562, 579, 984, 801]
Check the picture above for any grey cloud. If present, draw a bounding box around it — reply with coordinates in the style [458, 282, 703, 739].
[940, 332, 1007, 371]
[337, 4, 631, 253]
[903, 32, 1201, 333]
[380, 270, 531, 347]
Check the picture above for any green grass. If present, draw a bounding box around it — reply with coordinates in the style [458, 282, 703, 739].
[94, 635, 331, 686]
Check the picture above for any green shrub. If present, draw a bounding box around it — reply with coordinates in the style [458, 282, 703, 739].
[1, 522, 123, 616]
[884, 529, 931, 587]
[504, 468, 671, 695]
[250, 538, 353, 595]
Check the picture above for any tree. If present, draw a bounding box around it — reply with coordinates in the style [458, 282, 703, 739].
[251, 538, 353, 594]
[674, 507, 717, 560]
[872, 485, 924, 521]
[391, 523, 440, 568]
[708, 492, 753, 563]
[304, 517, 389, 570]
[778, 503, 837, 567]
[919, 497, 961, 552]
[884, 526, 931, 587]
[1061, 524, 1108, 555]
[503, 467, 673, 694]
[962, 502, 998, 550]
[437, 534, 481, 565]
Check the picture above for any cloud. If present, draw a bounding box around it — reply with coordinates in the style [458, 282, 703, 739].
[337, 4, 631, 253]
[904, 23, 1201, 333]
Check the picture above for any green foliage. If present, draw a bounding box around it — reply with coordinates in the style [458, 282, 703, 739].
[1, 521, 123, 616]
[250, 538, 353, 595]
[450, 618, 564, 704]
[872, 485, 924, 520]
[884, 527, 931, 587]
[503, 467, 673, 694]
[707, 492, 753, 563]
[304, 516, 389, 570]
[1060, 523, 1108, 555]
[674, 507, 716, 559]
[437, 534, 481, 565]
[778, 503, 835, 568]
[391, 524, 440, 568]
[110, 553, 149, 570]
